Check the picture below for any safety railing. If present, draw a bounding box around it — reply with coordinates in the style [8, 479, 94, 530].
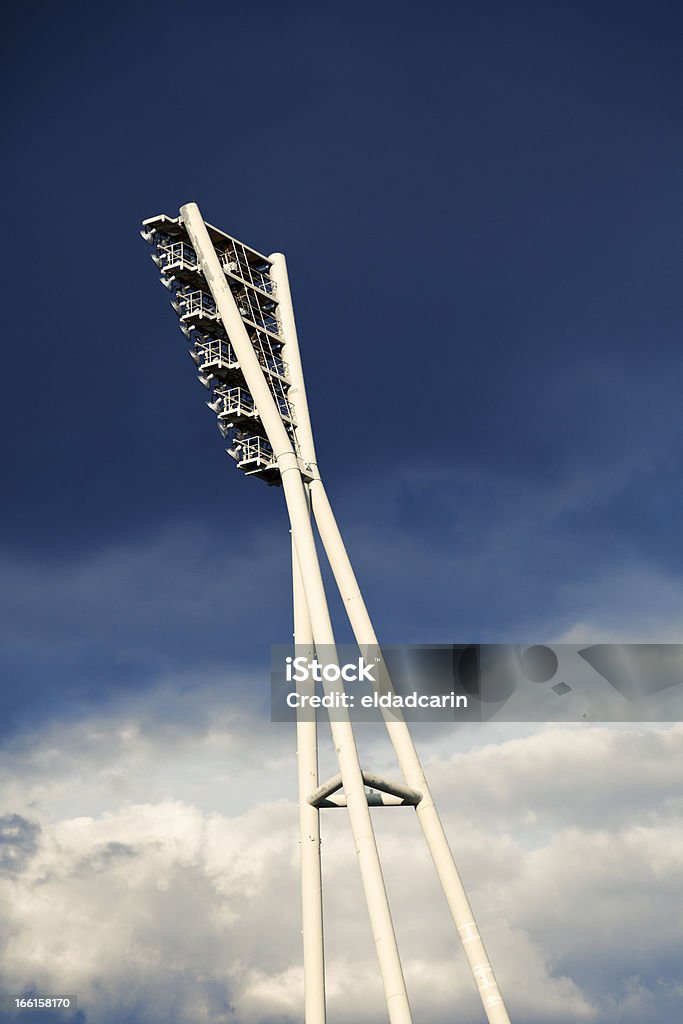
[156, 240, 198, 272]
[209, 386, 256, 420]
[193, 337, 239, 371]
[233, 287, 281, 337]
[251, 329, 288, 378]
[192, 334, 289, 387]
[219, 242, 276, 296]
[176, 288, 217, 319]
[273, 394, 296, 423]
[232, 435, 276, 468]
[266, 375, 296, 423]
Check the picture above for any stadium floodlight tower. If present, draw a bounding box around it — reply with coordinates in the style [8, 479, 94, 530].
[141, 203, 511, 1024]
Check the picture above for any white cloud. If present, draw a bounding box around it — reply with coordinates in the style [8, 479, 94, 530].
[0, 706, 681, 1023]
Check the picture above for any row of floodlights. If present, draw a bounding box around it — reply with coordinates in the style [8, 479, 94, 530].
[143, 231, 282, 340]
[141, 229, 277, 297]
[141, 225, 291, 483]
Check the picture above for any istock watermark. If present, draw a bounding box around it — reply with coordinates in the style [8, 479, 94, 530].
[279, 649, 469, 716]
[285, 655, 379, 684]
[271, 644, 683, 722]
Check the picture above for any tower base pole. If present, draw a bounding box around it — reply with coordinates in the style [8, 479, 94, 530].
[310, 478, 511, 1024]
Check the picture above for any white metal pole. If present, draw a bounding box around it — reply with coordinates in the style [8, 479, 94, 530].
[310, 482, 511, 1024]
[270, 252, 511, 1024]
[292, 523, 326, 1024]
[270, 253, 319, 476]
[180, 205, 413, 1024]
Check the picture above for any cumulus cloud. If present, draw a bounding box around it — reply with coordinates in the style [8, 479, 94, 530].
[0, 703, 680, 1023]
[0, 815, 41, 878]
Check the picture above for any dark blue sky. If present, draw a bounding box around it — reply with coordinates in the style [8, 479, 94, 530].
[2, 0, 682, 735]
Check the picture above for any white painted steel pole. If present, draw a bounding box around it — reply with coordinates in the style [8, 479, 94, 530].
[270, 253, 511, 1024]
[180, 205, 413, 1024]
[310, 483, 511, 1024]
[292, 525, 326, 1024]
[270, 253, 319, 475]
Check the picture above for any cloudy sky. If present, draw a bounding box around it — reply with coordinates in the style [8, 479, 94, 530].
[1, 2, 682, 1022]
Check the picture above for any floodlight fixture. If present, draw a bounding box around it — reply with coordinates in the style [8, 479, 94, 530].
[141, 204, 512, 1024]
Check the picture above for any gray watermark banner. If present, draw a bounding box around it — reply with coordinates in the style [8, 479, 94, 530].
[271, 644, 683, 722]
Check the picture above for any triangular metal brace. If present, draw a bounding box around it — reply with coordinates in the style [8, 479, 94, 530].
[308, 770, 422, 809]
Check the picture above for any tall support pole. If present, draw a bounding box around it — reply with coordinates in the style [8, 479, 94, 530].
[310, 484, 510, 1024]
[271, 253, 511, 1024]
[270, 253, 320, 479]
[292, 516, 326, 1024]
[181, 205, 413, 1024]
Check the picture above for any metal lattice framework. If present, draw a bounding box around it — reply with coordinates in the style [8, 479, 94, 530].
[141, 203, 512, 1024]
